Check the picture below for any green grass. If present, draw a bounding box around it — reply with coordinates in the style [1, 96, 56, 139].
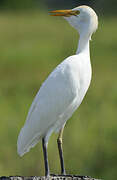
[0, 11, 117, 180]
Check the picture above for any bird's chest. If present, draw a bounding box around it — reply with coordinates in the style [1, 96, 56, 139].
[54, 61, 92, 131]
[69, 59, 92, 104]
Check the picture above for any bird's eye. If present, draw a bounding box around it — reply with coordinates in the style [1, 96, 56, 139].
[73, 10, 80, 16]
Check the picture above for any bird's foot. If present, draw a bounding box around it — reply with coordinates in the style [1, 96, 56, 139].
[50, 174, 91, 178]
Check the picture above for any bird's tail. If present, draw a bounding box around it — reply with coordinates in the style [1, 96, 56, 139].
[17, 124, 41, 157]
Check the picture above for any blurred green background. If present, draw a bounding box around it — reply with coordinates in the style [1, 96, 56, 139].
[0, 0, 117, 180]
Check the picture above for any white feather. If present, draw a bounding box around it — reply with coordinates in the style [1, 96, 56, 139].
[17, 5, 98, 157]
[17, 53, 91, 156]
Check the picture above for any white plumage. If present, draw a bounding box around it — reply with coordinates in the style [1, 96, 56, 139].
[17, 5, 98, 173]
[18, 53, 91, 156]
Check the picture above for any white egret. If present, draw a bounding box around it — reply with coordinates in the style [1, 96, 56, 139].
[17, 5, 98, 176]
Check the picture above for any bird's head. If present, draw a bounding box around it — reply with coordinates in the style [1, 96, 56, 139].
[50, 5, 98, 39]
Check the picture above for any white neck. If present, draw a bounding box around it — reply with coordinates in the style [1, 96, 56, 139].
[76, 34, 90, 56]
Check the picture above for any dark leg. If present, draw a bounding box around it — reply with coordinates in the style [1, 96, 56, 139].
[42, 137, 50, 177]
[57, 127, 66, 175]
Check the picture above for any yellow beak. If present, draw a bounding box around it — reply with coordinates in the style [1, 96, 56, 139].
[50, 9, 80, 17]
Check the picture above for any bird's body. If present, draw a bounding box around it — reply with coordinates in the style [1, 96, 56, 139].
[17, 5, 98, 176]
[18, 52, 91, 156]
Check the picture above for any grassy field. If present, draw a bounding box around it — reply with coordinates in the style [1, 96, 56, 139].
[0, 11, 117, 180]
